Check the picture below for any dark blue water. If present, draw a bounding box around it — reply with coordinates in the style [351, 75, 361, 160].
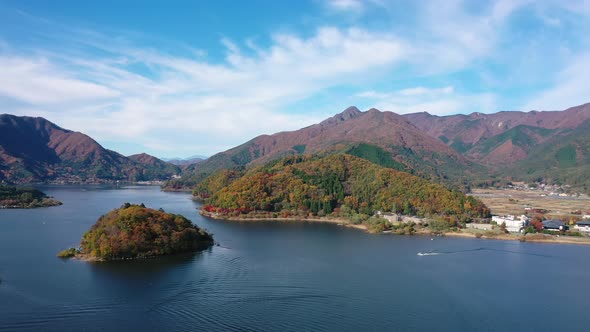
[1, 185, 589, 331]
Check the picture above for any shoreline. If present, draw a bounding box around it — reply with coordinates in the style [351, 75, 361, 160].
[200, 211, 368, 231]
[201, 211, 590, 246]
[442, 230, 590, 245]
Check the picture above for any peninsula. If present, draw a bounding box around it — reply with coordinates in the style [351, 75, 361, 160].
[0, 185, 62, 208]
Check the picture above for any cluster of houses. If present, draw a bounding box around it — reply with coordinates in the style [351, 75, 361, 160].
[490, 214, 590, 234]
[503, 182, 586, 198]
[375, 210, 590, 235]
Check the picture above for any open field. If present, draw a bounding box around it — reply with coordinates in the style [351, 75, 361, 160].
[470, 188, 590, 217]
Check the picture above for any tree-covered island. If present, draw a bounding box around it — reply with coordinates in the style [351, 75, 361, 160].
[0, 185, 62, 208]
[58, 203, 214, 260]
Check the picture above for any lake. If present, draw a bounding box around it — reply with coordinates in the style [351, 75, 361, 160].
[1, 185, 589, 331]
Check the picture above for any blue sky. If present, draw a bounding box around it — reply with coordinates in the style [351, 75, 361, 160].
[1, 0, 589, 158]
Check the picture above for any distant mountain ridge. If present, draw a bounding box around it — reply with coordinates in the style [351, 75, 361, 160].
[404, 102, 590, 163]
[403, 102, 590, 191]
[0, 114, 180, 183]
[163, 155, 206, 166]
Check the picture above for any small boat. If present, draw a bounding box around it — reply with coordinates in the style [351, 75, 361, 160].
[417, 252, 439, 256]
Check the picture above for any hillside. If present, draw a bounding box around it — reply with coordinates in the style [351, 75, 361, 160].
[199, 154, 490, 223]
[404, 102, 590, 191]
[0, 114, 179, 183]
[128, 153, 181, 180]
[170, 106, 483, 190]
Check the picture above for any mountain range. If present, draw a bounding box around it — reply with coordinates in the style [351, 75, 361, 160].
[2, 102, 589, 192]
[0, 114, 180, 183]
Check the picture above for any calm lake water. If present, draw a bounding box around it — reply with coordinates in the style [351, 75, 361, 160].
[1, 185, 589, 331]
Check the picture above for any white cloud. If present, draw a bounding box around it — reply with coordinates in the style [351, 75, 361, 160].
[325, 0, 364, 12]
[407, 0, 530, 73]
[0, 57, 119, 105]
[398, 86, 454, 96]
[357, 86, 497, 115]
[523, 52, 590, 111]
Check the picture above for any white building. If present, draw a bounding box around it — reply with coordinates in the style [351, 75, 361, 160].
[574, 221, 590, 233]
[492, 215, 530, 233]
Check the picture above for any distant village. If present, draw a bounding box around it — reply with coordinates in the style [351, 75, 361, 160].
[502, 181, 588, 198]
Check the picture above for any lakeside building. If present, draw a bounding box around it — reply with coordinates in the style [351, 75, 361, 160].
[491, 215, 529, 233]
[542, 220, 568, 232]
[574, 221, 590, 233]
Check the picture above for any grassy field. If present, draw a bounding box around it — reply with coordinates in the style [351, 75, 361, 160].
[470, 188, 590, 218]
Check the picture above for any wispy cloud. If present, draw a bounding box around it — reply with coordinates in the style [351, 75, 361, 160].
[357, 86, 497, 115]
[523, 51, 590, 111]
[0, 57, 119, 105]
[325, 0, 365, 12]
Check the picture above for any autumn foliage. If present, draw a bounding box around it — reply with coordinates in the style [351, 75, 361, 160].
[199, 154, 490, 221]
[80, 203, 213, 260]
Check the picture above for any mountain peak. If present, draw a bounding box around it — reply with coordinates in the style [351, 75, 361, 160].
[342, 106, 362, 117]
[320, 106, 363, 126]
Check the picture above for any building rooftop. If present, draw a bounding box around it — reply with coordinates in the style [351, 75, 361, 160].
[543, 220, 565, 229]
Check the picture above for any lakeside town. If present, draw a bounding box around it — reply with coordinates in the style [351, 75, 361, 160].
[365, 182, 590, 244]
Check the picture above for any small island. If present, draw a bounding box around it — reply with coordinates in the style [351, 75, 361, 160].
[0, 185, 62, 209]
[58, 203, 214, 261]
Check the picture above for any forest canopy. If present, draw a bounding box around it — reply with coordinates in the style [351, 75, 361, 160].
[199, 154, 490, 222]
[0, 185, 62, 208]
[71, 203, 213, 260]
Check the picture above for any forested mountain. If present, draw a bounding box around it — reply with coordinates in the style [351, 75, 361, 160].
[128, 153, 181, 180]
[169, 106, 483, 190]
[0, 114, 179, 183]
[199, 154, 490, 222]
